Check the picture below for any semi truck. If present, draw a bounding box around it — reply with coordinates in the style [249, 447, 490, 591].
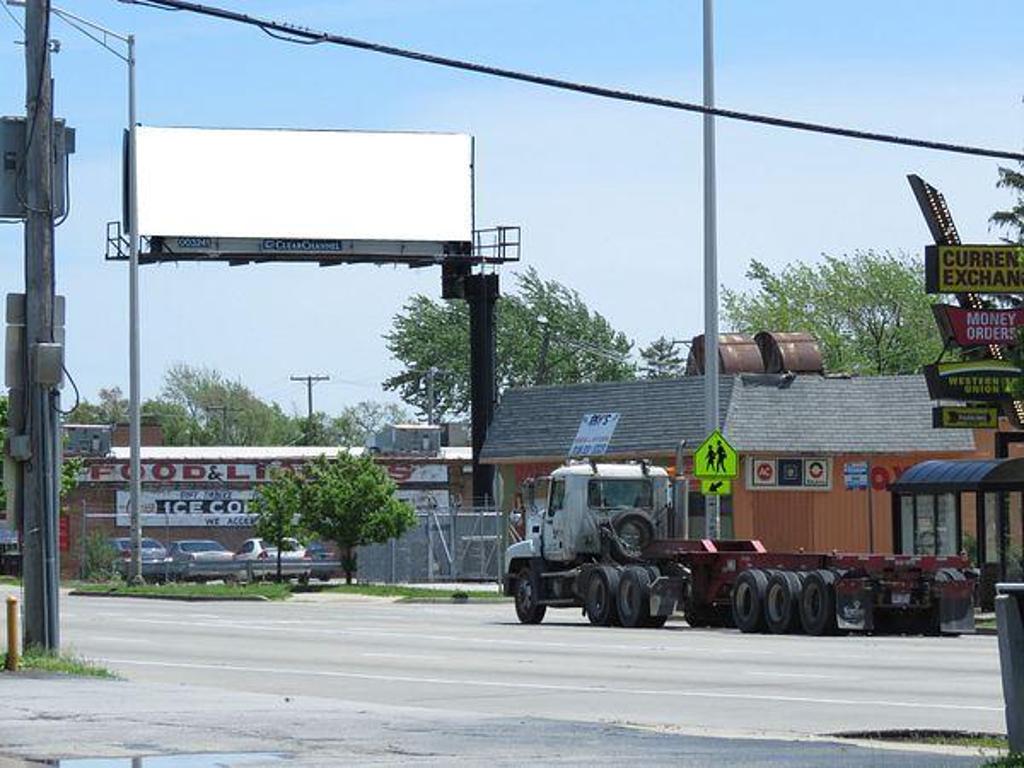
[503, 461, 976, 635]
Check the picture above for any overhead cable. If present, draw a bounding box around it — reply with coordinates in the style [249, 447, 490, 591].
[118, 0, 1024, 162]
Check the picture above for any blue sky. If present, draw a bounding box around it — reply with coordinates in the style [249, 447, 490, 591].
[1, 1, 1021, 416]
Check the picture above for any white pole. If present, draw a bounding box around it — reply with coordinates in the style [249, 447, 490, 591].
[127, 34, 143, 584]
[702, 0, 721, 539]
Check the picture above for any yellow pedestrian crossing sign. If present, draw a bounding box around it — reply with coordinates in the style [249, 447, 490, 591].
[694, 429, 738, 479]
[701, 478, 731, 496]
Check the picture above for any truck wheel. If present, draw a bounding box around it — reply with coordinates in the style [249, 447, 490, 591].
[617, 566, 652, 628]
[922, 568, 966, 636]
[585, 566, 620, 626]
[514, 567, 547, 624]
[732, 569, 768, 633]
[799, 569, 838, 636]
[765, 570, 803, 634]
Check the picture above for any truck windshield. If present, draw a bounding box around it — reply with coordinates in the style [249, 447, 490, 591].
[587, 479, 652, 509]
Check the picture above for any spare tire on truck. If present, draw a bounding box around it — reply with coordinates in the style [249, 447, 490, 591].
[611, 512, 655, 558]
[799, 569, 838, 636]
[764, 570, 803, 634]
[617, 565, 652, 628]
[585, 565, 621, 626]
[732, 568, 769, 633]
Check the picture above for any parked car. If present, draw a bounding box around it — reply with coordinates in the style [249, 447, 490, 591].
[234, 537, 307, 561]
[233, 538, 312, 582]
[110, 537, 169, 582]
[306, 541, 340, 582]
[110, 537, 167, 562]
[167, 539, 234, 582]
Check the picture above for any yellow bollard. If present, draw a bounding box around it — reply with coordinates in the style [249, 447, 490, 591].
[5, 595, 18, 672]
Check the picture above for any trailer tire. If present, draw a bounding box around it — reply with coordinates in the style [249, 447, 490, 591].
[732, 569, 769, 633]
[765, 570, 803, 634]
[923, 568, 966, 636]
[514, 567, 546, 624]
[799, 569, 838, 636]
[617, 566, 652, 628]
[585, 566, 621, 627]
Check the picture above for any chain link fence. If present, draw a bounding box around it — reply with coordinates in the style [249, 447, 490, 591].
[358, 506, 510, 584]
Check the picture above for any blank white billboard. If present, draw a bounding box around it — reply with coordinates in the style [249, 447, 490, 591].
[134, 127, 473, 243]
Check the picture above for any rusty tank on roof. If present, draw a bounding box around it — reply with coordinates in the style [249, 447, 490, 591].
[755, 331, 823, 374]
[686, 334, 764, 375]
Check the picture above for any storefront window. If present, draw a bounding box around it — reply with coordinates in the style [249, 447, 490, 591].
[915, 495, 936, 554]
[936, 493, 957, 555]
[899, 496, 914, 555]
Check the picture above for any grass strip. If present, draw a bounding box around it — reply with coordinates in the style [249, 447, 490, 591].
[71, 581, 291, 601]
[306, 583, 507, 601]
[986, 755, 1023, 767]
[4, 646, 114, 678]
[836, 730, 1007, 751]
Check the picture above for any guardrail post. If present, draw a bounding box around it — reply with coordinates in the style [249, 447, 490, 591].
[996, 583, 1024, 753]
[5, 595, 19, 671]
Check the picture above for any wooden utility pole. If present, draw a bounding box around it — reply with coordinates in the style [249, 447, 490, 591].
[22, 0, 60, 650]
[290, 374, 329, 443]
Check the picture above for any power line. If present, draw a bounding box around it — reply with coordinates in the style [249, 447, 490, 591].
[118, 0, 1024, 162]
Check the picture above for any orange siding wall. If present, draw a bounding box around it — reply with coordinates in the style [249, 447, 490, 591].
[733, 451, 980, 554]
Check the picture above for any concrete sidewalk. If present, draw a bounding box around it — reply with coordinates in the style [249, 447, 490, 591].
[0, 674, 992, 767]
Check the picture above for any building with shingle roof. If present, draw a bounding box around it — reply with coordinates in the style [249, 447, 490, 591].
[482, 373, 987, 554]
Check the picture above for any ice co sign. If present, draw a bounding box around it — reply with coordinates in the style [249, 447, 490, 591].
[925, 244, 1024, 294]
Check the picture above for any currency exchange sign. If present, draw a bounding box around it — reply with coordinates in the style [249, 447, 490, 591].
[925, 244, 1024, 294]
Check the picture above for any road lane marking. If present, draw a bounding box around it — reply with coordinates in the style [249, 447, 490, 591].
[99, 657, 1002, 713]
[746, 671, 839, 680]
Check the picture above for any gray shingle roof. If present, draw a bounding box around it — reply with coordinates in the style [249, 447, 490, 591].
[480, 373, 975, 462]
[722, 374, 975, 454]
[480, 377, 733, 462]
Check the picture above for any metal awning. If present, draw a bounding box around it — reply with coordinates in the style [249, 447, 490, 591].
[890, 458, 1024, 494]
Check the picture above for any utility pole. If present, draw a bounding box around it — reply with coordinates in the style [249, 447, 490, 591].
[22, 0, 60, 650]
[702, 0, 721, 539]
[290, 374, 329, 443]
[425, 367, 437, 426]
[206, 404, 241, 444]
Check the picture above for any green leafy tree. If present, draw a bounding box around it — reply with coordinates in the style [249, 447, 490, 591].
[299, 453, 416, 583]
[162, 364, 302, 446]
[991, 163, 1024, 244]
[328, 401, 413, 446]
[384, 267, 635, 417]
[68, 386, 128, 424]
[722, 251, 940, 374]
[252, 468, 304, 582]
[639, 336, 686, 379]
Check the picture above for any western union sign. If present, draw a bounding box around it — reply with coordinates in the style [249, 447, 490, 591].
[924, 360, 1022, 402]
[925, 244, 1024, 294]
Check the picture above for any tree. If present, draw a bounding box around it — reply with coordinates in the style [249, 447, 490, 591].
[721, 251, 940, 375]
[299, 453, 416, 583]
[639, 336, 686, 379]
[384, 267, 635, 418]
[991, 163, 1024, 244]
[328, 401, 413, 446]
[68, 386, 128, 424]
[161, 364, 301, 446]
[252, 468, 304, 582]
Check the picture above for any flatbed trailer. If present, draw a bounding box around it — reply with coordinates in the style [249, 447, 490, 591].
[503, 463, 976, 636]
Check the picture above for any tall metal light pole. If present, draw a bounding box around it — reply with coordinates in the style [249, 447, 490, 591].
[702, 0, 721, 539]
[12, 1, 143, 581]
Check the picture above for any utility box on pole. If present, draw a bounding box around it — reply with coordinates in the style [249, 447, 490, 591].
[0, 116, 75, 221]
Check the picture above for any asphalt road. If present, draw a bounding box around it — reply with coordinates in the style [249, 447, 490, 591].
[60, 591, 1002, 738]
